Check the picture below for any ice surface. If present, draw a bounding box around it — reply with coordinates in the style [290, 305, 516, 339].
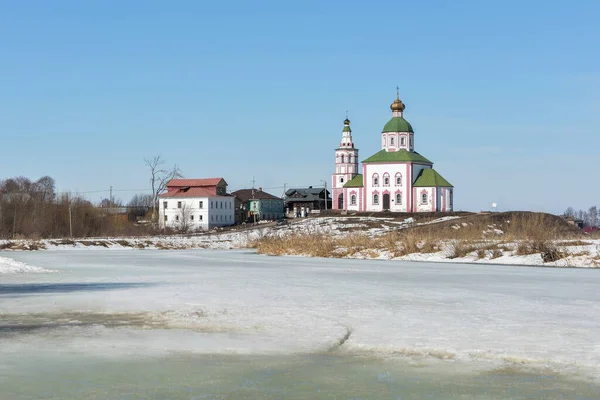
[1, 249, 600, 382]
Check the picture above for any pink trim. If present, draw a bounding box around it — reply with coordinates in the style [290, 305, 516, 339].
[412, 187, 417, 212]
[362, 164, 367, 211]
[442, 188, 446, 212]
[407, 164, 411, 211]
[432, 188, 436, 212]
[382, 189, 390, 195]
[420, 189, 428, 207]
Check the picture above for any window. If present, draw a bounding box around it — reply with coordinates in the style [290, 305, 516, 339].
[351, 194, 356, 205]
[341, 155, 345, 163]
[175, 215, 179, 221]
[373, 194, 379, 205]
[177, 201, 182, 209]
[410, 137, 413, 147]
[401, 137, 406, 146]
[199, 201, 203, 209]
[199, 215, 203, 221]
[390, 137, 394, 146]
[340, 177, 344, 183]
[220, 201, 223, 209]
[211, 215, 213, 221]
[384, 177, 389, 186]
[396, 193, 402, 204]
[373, 173, 379, 186]
[191, 215, 194, 221]
[163, 201, 168, 209]
[164, 215, 167, 221]
[422, 193, 428, 204]
[211, 201, 213, 209]
[395, 173, 402, 186]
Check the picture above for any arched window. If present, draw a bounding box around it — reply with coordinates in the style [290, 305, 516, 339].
[395, 173, 402, 186]
[373, 194, 379, 205]
[341, 155, 345, 163]
[351, 194, 356, 205]
[383, 173, 390, 186]
[340, 177, 344, 183]
[421, 192, 428, 204]
[396, 193, 402, 204]
[390, 137, 394, 146]
[372, 173, 379, 186]
[401, 137, 406, 146]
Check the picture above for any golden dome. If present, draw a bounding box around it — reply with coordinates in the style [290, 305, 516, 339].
[390, 98, 405, 112]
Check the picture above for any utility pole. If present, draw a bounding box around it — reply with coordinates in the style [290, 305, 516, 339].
[110, 185, 113, 207]
[320, 180, 328, 210]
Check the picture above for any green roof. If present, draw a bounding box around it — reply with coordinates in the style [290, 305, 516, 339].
[343, 126, 351, 133]
[383, 116, 413, 133]
[413, 168, 453, 187]
[362, 149, 432, 164]
[343, 174, 363, 188]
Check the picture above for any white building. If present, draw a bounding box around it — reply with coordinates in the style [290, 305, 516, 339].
[158, 178, 234, 231]
[331, 92, 454, 212]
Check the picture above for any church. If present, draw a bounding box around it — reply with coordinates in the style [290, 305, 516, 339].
[331, 92, 454, 213]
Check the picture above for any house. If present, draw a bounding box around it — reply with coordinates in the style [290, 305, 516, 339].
[158, 178, 234, 231]
[284, 187, 331, 217]
[231, 188, 285, 222]
[332, 91, 454, 212]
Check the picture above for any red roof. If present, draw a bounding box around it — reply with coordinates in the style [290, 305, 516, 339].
[158, 177, 228, 198]
[159, 187, 218, 198]
[166, 178, 225, 187]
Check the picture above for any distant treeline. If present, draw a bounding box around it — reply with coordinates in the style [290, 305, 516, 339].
[564, 206, 599, 227]
[0, 176, 153, 239]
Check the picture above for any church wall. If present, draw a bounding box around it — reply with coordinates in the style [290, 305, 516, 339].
[363, 163, 410, 212]
[415, 187, 435, 212]
[344, 187, 361, 211]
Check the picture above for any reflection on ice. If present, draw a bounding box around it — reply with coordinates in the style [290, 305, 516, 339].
[0, 282, 153, 295]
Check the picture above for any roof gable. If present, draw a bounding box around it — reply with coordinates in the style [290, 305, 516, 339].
[166, 178, 226, 188]
[362, 149, 432, 164]
[232, 189, 282, 202]
[413, 168, 453, 187]
[343, 174, 364, 188]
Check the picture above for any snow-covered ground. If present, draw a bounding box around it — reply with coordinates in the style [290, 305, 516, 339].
[2, 249, 599, 398]
[1, 216, 599, 268]
[0, 256, 56, 274]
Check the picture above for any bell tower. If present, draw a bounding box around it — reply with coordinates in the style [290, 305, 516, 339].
[332, 116, 359, 210]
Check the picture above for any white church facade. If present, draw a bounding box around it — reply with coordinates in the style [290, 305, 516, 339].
[331, 93, 454, 213]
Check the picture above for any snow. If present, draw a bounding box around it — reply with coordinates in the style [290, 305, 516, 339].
[0, 256, 56, 274]
[2, 249, 600, 382]
[1, 216, 600, 268]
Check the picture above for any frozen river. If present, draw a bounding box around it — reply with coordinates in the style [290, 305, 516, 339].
[1, 249, 600, 399]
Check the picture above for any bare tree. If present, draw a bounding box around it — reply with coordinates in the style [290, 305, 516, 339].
[589, 206, 598, 227]
[144, 156, 182, 222]
[563, 207, 576, 218]
[127, 193, 153, 208]
[178, 203, 194, 233]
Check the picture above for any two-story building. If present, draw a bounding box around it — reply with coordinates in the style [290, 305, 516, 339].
[232, 188, 284, 222]
[158, 178, 234, 231]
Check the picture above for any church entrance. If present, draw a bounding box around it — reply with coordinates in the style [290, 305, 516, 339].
[382, 193, 390, 210]
[338, 193, 344, 209]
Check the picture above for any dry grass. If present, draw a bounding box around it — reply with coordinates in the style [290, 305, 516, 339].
[253, 233, 339, 258]
[250, 211, 587, 263]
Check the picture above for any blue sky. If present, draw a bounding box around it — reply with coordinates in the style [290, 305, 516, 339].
[1, 0, 598, 213]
